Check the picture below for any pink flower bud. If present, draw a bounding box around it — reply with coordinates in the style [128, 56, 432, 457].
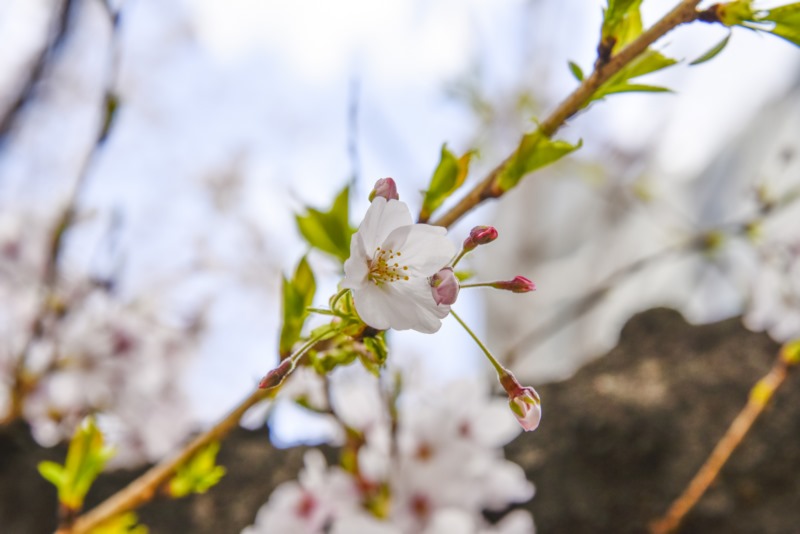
[508, 387, 542, 431]
[462, 226, 498, 252]
[369, 177, 399, 201]
[499, 371, 542, 432]
[430, 267, 459, 305]
[258, 358, 293, 389]
[491, 276, 536, 293]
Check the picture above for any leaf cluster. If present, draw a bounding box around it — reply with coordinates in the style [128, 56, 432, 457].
[420, 145, 474, 222]
[38, 417, 115, 513]
[279, 256, 316, 358]
[295, 186, 355, 263]
[168, 442, 227, 498]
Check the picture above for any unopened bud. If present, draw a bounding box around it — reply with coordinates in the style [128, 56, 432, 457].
[430, 267, 459, 306]
[258, 358, 293, 389]
[369, 178, 399, 202]
[462, 226, 498, 252]
[492, 276, 535, 293]
[499, 371, 542, 432]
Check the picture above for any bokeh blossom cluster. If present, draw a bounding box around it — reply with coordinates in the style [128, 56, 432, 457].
[0, 210, 199, 466]
[246, 367, 535, 534]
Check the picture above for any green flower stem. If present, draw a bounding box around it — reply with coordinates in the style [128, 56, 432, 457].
[450, 248, 468, 268]
[288, 328, 337, 365]
[459, 282, 495, 289]
[307, 307, 336, 316]
[330, 288, 349, 310]
[450, 309, 506, 377]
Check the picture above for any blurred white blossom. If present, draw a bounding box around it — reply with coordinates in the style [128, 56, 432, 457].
[246, 368, 534, 533]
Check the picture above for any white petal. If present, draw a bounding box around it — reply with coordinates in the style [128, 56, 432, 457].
[382, 224, 455, 277]
[352, 278, 449, 333]
[357, 197, 413, 253]
[352, 284, 394, 330]
[342, 233, 369, 289]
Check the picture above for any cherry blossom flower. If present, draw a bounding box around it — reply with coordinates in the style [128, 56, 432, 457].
[250, 369, 535, 534]
[342, 197, 455, 334]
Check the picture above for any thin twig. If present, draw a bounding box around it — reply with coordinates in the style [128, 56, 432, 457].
[6, 0, 122, 426]
[430, 0, 702, 228]
[0, 0, 75, 143]
[649, 343, 800, 534]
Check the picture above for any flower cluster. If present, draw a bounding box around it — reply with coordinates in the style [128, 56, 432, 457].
[333, 179, 542, 433]
[245, 369, 535, 533]
[22, 289, 198, 466]
[0, 211, 200, 466]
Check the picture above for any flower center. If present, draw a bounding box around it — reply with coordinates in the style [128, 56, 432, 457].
[368, 246, 410, 285]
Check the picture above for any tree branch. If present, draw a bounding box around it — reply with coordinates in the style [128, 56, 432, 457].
[431, 0, 702, 229]
[649, 343, 799, 534]
[66, 388, 271, 534]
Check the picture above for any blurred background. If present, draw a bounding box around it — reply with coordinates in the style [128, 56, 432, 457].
[1, 0, 800, 532]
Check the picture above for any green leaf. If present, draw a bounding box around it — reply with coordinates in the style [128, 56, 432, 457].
[454, 270, 473, 282]
[602, 0, 643, 55]
[495, 131, 582, 193]
[38, 417, 115, 512]
[38, 461, 66, 488]
[689, 33, 732, 65]
[600, 83, 673, 94]
[361, 335, 388, 376]
[168, 442, 227, 498]
[591, 48, 677, 102]
[295, 186, 355, 262]
[420, 145, 474, 222]
[92, 512, 149, 534]
[568, 61, 584, 81]
[311, 347, 358, 373]
[716, 0, 756, 26]
[279, 256, 316, 358]
[763, 3, 800, 47]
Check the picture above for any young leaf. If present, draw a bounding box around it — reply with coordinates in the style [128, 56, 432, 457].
[38, 461, 66, 489]
[590, 48, 677, 102]
[168, 442, 227, 498]
[715, 0, 756, 26]
[495, 131, 582, 193]
[295, 186, 355, 262]
[763, 3, 800, 47]
[689, 33, 732, 65]
[601, 0, 644, 56]
[454, 270, 474, 282]
[38, 417, 115, 512]
[419, 144, 474, 222]
[279, 256, 316, 358]
[568, 61, 585, 81]
[92, 512, 149, 534]
[361, 334, 389, 376]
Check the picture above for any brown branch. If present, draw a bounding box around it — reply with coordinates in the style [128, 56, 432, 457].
[6, 0, 122, 427]
[67, 388, 273, 534]
[431, 0, 703, 229]
[649, 343, 800, 534]
[0, 0, 75, 143]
